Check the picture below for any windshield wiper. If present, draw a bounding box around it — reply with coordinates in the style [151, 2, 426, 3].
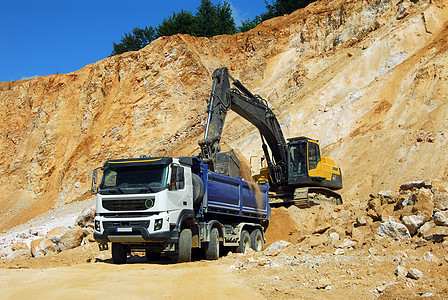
[139, 185, 155, 193]
[105, 186, 124, 194]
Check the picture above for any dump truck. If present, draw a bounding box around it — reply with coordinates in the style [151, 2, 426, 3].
[92, 156, 270, 264]
[199, 67, 343, 208]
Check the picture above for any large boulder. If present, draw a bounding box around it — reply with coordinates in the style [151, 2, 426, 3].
[402, 214, 425, 235]
[30, 238, 56, 257]
[46, 226, 70, 244]
[378, 220, 411, 241]
[76, 206, 95, 228]
[58, 226, 84, 251]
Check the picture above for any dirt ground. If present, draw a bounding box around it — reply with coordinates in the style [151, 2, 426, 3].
[0, 248, 262, 299]
[1, 202, 448, 299]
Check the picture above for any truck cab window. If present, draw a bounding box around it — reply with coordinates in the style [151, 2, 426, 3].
[170, 165, 185, 190]
[308, 142, 321, 170]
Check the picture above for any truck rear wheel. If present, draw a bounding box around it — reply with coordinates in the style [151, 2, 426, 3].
[205, 227, 220, 260]
[178, 228, 192, 263]
[250, 229, 264, 252]
[111, 243, 127, 264]
[236, 230, 250, 253]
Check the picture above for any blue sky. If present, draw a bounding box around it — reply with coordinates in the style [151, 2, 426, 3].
[0, 0, 267, 82]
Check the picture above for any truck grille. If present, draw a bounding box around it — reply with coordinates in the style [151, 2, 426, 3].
[102, 199, 148, 211]
[103, 220, 150, 228]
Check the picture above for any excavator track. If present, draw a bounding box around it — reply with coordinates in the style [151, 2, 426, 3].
[270, 187, 342, 208]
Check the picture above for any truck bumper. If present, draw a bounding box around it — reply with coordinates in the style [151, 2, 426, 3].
[94, 228, 172, 244]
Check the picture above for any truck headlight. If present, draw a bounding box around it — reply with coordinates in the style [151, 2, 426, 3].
[154, 219, 163, 231]
[95, 220, 101, 231]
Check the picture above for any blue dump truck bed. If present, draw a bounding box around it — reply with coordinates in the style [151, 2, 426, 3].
[199, 167, 270, 221]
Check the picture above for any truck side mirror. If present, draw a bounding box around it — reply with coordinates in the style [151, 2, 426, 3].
[93, 169, 98, 185]
[91, 168, 100, 194]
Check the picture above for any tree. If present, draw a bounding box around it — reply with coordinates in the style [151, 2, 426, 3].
[195, 0, 236, 37]
[238, 16, 262, 33]
[265, 0, 316, 18]
[237, 0, 317, 33]
[111, 26, 156, 56]
[156, 10, 197, 37]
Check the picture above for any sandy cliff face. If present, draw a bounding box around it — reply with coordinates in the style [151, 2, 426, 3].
[0, 0, 447, 231]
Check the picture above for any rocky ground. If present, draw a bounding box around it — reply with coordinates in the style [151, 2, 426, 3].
[1, 180, 447, 299]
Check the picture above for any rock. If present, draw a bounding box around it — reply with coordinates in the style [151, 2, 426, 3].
[414, 189, 434, 221]
[380, 204, 396, 221]
[394, 265, 406, 277]
[335, 239, 356, 249]
[406, 268, 424, 280]
[11, 242, 29, 251]
[7, 249, 31, 259]
[367, 209, 380, 221]
[356, 216, 367, 227]
[419, 220, 435, 236]
[400, 180, 432, 191]
[83, 232, 96, 244]
[378, 220, 411, 241]
[46, 226, 70, 244]
[307, 234, 328, 248]
[312, 222, 331, 234]
[76, 206, 95, 228]
[58, 226, 84, 251]
[334, 249, 345, 255]
[265, 240, 291, 252]
[379, 190, 393, 199]
[329, 232, 340, 244]
[423, 226, 448, 242]
[83, 227, 94, 237]
[402, 214, 425, 235]
[316, 278, 332, 289]
[434, 211, 448, 226]
[30, 238, 56, 257]
[378, 190, 395, 205]
[423, 252, 436, 262]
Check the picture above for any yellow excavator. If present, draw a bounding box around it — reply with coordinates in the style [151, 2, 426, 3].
[198, 67, 342, 208]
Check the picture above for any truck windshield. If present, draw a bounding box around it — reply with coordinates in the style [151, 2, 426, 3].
[99, 165, 168, 194]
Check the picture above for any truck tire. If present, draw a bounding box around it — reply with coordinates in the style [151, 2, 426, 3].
[250, 229, 264, 252]
[192, 174, 204, 205]
[205, 227, 220, 260]
[111, 243, 127, 264]
[178, 228, 192, 263]
[236, 230, 250, 254]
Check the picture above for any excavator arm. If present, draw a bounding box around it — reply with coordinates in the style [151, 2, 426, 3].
[198, 67, 288, 185]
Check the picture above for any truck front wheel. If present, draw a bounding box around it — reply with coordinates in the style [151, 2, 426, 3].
[205, 227, 220, 260]
[178, 228, 192, 263]
[111, 243, 127, 264]
[236, 230, 250, 253]
[250, 229, 264, 252]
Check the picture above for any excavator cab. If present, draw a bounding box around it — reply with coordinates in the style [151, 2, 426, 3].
[287, 137, 342, 190]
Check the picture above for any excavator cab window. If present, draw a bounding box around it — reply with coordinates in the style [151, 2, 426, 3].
[308, 141, 321, 170]
[288, 142, 307, 177]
